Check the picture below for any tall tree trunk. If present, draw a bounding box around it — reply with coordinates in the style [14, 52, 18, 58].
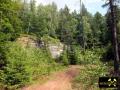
[109, 0, 119, 73]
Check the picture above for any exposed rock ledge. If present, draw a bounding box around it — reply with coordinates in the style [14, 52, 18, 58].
[17, 35, 64, 59]
[48, 43, 64, 59]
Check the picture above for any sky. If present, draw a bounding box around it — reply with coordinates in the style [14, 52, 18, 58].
[35, 0, 108, 15]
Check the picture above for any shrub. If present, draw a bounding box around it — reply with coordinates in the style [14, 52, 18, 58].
[74, 46, 105, 65]
[72, 47, 109, 90]
[41, 35, 60, 44]
[0, 42, 63, 89]
[60, 49, 69, 66]
[0, 42, 32, 89]
[73, 64, 108, 90]
[102, 44, 114, 62]
[68, 45, 77, 65]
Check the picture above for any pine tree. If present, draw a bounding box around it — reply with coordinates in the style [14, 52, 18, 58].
[103, 0, 120, 73]
[0, 0, 22, 41]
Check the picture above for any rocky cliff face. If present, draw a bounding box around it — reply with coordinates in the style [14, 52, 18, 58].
[17, 36, 37, 47]
[17, 35, 64, 59]
[48, 43, 64, 59]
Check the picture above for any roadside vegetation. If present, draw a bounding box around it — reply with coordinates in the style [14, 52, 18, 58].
[72, 48, 109, 90]
[0, 41, 65, 89]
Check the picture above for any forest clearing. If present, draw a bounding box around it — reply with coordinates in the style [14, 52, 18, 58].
[0, 0, 120, 90]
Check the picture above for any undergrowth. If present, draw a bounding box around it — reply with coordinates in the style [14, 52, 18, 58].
[72, 47, 109, 90]
[0, 42, 65, 89]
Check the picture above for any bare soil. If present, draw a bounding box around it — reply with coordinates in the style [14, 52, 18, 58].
[22, 65, 82, 90]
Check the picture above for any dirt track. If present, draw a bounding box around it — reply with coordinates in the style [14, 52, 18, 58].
[22, 65, 81, 90]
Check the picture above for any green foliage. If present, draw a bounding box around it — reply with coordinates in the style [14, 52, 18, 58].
[60, 48, 69, 65]
[60, 46, 106, 66]
[22, 2, 59, 38]
[59, 45, 78, 65]
[102, 44, 114, 61]
[0, 0, 22, 42]
[72, 47, 109, 90]
[0, 42, 63, 89]
[41, 35, 60, 44]
[82, 16, 92, 48]
[73, 64, 108, 90]
[74, 46, 105, 65]
[0, 43, 7, 69]
[57, 5, 78, 45]
[67, 45, 77, 65]
[91, 12, 108, 46]
[0, 0, 119, 89]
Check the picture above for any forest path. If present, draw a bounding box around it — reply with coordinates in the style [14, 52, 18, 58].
[22, 65, 83, 90]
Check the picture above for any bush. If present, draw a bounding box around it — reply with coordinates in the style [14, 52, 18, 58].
[74, 46, 105, 65]
[41, 35, 60, 44]
[60, 45, 78, 65]
[102, 44, 114, 62]
[59, 46, 105, 65]
[0, 42, 32, 89]
[73, 64, 108, 90]
[68, 45, 77, 65]
[0, 42, 63, 89]
[60, 49, 69, 66]
[72, 47, 109, 90]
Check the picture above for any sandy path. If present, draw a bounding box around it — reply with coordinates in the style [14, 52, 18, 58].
[22, 65, 81, 90]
